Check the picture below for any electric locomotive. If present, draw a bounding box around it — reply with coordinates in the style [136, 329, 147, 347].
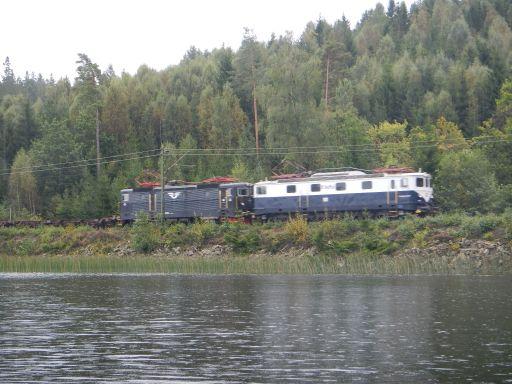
[120, 181, 253, 224]
[252, 169, 433, 220]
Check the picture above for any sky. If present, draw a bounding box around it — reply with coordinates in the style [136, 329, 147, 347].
[1, 0, 415, 81]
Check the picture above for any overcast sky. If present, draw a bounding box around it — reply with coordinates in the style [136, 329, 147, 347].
[1, 0, 415, 80]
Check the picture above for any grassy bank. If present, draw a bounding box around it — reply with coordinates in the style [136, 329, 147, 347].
[1, 211, 511, 274]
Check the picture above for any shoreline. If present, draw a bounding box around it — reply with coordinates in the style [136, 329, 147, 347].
[1, 212, 511, 274]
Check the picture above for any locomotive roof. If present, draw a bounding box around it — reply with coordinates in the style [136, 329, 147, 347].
[123, 181, 252, 193]
[255, 171, 430, 184]
[219, 182, 252, 188]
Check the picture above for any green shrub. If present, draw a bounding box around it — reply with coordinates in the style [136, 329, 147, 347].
[330, 240, 359, 255]
[411, 229, 429, 248]
[188, 220, 218, 245]
[357, 218, 372, 232]
[374, 217, 392, 230]
[311, 220, 347, 251]
[361, 234, 395, 255]
[503, 208, 512, 240]
[259, 226, 288, 253]
[224, 224, 261, 253]
[37, 227, 67, 253]
[425, 212, 466, 227]
[40, 239, 67, 253]
[131, 214, 160, 253]
[163, 223, 187, 247]
[396, 221, 416, 240]
[476, 215, 501, 234]
[458, 214, 501, 238]
[283, 216, 310, 245]
[436, 149, 499, 212]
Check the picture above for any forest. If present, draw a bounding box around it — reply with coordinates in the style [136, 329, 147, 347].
[1, 0, 512, 220]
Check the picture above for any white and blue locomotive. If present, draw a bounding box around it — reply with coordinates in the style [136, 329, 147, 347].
[252, 170, 433, 220]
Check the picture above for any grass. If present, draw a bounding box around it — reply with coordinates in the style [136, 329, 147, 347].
[0, 255, 323, 274]
[0, 252, 507, 275]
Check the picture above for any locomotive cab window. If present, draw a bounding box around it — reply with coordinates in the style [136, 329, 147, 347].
[336, 182, 346, 191]
[362, 181, 372, 190]
[401, 178, 409, 188]
[123, 193, 130, 202]
[416, 178, 424, 187]
[311, 184, 321, 192]
[237, 188, 248, 196]
[286, 185, 296, 193]
[256, 186, 267, 195]
[390, 180, 396, 189]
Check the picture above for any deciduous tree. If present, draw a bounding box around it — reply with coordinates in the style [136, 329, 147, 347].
[8, 149, 38, 214]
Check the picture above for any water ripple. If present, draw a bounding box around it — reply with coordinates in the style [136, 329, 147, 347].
[0, 274, 511, 382]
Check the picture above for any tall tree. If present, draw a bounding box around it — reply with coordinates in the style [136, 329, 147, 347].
[262, 38, 323, 168]
[1, 57, 17, 97]
[8, 149, 38, 214]
[436, 149, 499, 212]
[70, 53, 102, 175]
[464, 61, 494, 135]
[0, 94, 37, 165]
[29, 120, 82, 213]
[477, 79, 512, 186]
[368, 121, 412, 166]
[233, 29, 265, 153]
[321, 17, 354, 108]
[163, 94, 193, 144]
[494, 78, 512, 128]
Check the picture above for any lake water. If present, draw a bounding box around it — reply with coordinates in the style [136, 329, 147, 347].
[0, 274, 511, 383]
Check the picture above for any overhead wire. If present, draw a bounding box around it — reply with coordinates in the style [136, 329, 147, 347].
[1, 136, 511, 177]
[2, 134, 511, 174]
[164, 135, 512, 154]
[0, 152, 162, 177]
[1, 148, 162, 173]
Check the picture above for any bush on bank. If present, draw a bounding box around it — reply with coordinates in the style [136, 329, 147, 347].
[1, 211, 511, 260]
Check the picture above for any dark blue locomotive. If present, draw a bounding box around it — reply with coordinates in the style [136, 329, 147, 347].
[120, 181, 253, 223]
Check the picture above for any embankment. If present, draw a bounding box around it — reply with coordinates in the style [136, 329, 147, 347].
[1, 212, 511, 274]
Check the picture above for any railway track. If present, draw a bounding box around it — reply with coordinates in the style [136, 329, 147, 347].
[0, 217, 120, 229]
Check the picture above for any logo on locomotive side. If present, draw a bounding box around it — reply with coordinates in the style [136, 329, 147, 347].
[167, 192, 181, 199]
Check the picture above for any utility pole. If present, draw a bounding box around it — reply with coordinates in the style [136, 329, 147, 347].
[325, 55, 330, 109]
[96, 107, 100, 176]
[252, 64, 259, 157]
[253, 80, 259, 154]
[160, 145, 165, 223]
[158, 150, 188, 224]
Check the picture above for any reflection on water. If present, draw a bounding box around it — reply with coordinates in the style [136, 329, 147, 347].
[0, 274, 511, 383]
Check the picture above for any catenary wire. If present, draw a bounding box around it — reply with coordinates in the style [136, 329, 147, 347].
[2, 134, 510, 174]
[2, 137, 511, 177]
